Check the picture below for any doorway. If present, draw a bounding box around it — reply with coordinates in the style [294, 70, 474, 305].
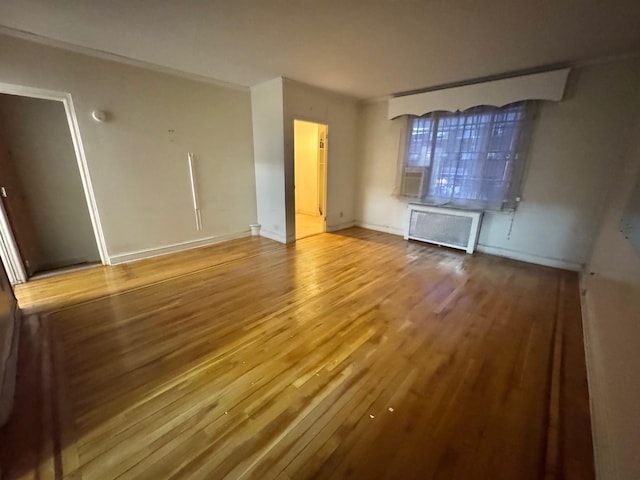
[0, 92, 102, 281]
[294, 120, 327, 240]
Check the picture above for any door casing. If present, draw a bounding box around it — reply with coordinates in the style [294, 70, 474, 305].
[0, 82, 108, 284]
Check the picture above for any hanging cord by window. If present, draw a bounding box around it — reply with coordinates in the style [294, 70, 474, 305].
[507, 210, 516, 240]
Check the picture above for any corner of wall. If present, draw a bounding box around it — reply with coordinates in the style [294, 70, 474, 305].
[579, 106, 640, 480]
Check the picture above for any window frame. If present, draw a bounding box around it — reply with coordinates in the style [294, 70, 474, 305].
[396, 101, 536, 212]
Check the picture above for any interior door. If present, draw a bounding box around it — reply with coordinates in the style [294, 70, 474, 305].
[0, 133, 40, 276]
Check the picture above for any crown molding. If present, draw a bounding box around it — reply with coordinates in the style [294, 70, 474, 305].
[0, 25, 249, 92]
[363, 50, 640, 103]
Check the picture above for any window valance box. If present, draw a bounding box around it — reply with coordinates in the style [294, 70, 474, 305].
[387, 68, 570, 120]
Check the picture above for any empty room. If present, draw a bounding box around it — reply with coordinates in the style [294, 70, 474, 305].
[0, 2, 639, 479]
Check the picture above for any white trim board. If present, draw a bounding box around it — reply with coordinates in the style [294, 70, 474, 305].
[475, 244, 581, 271]
[354, 221, 405, 237]
[0, 200, 25, 284]
[258, 228, 287, 244]
[578, 273, 605, 480]
[109, 230, 251, 265]
[0, 82, 109, 283]
[326, 221, 356, 233]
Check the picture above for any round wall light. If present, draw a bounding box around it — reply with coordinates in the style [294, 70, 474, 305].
[91, 110, 108, 122]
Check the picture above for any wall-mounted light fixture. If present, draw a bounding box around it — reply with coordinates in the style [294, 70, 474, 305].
[91, 110, 108, 122]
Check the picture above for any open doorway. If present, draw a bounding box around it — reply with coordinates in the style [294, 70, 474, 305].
[294, 119, 327, 240]
[0, 93, 101, 281]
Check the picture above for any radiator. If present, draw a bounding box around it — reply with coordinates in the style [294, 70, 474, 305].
[404, 204, 483, 254]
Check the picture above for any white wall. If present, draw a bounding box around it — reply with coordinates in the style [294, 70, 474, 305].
[284, 79, 358, 237]
[0, 94, 100, 270]
[356, 59, 640, 270]
[582, 112, 640, 480]
[0, 34, 256, 262]
[251, 78, 286, 243]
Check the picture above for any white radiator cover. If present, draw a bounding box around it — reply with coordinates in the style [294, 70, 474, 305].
[404, 204, 483, 254]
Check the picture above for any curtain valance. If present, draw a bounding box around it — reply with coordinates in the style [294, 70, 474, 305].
[388, 69, 570, 119]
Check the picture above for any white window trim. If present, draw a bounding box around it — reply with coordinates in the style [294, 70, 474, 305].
[395, 103, 535, 212]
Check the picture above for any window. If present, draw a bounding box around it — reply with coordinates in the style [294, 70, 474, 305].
[398, 102, 535, 211]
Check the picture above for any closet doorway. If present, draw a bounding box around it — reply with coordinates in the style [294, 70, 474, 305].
[294, 120, 327, 240]
[0, 90, 104, 283]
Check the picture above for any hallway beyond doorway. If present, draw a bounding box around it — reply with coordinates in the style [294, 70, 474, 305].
[295, 213, 324, 239]
[294, 119, 327, 241]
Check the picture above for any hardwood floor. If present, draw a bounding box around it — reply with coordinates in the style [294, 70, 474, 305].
[0, 228, 594, 479]
[295, 214, 324, 240]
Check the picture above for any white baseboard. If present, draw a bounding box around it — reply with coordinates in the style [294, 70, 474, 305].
[108, 230, 251, 265]
[353, 222, 582, 270]
[354, 221, 404, 236]
[476, 244, 582, 271]
[326, 220, 356, 232]
[258, 228, 287, 244]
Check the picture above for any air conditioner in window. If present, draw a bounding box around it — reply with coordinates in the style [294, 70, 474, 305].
[405, 204, 483, 254]
[402, 168, 425, 197]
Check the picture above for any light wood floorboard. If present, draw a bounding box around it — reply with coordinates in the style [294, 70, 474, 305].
[0, 228, 594, 479]
[296, 214, 324, 240]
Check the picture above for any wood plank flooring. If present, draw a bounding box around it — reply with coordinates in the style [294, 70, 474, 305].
[0, 228, 594, 479]
[296, 214, 324, 240]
